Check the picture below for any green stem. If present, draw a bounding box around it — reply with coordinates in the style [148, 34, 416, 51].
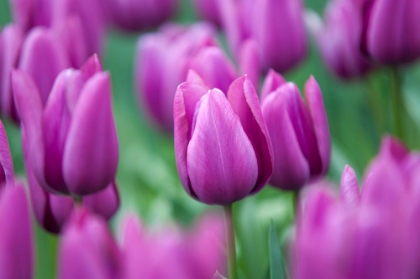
[366, 73, 385, 135]
[390, 67, 404, 140]
[224, 204, 238, 279]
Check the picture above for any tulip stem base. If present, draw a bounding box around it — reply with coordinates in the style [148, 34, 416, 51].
[390, 67, 404, 141]
[224, 204, 238, 279]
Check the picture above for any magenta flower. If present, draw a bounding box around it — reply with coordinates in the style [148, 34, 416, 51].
[104, 0, 178, 31]
[218, 0, 307, 73]
[58, 207, 122, 279]
[360, 0, 420, 64]
[193, 0, 221, 27]
[8, 0, 53, 31]
[13, 55, 119, 196]
[261, 71, 330, 191]
[136, 23, 239, 132]
[174, 74, 273, 204]
[0, 184, 34, 279]
[307, 0, 373, 79]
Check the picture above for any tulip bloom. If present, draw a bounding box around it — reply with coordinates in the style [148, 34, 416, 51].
[218, 0, 307, 73]
[136, 23, 238, 132]
[361, 0, 420, 64]
[13, 55, 119, 196]
[104, 0, 178, 31]
[193, 0, 221, 27]
[306, 0, 373, 79]
[0, 184, 34, 279]
[58, 207, 122, 279]
[261, 71, 330, 190]
[174, 74, 273, 205]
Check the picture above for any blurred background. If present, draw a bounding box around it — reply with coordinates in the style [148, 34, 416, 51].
[2, 0, 420, 278]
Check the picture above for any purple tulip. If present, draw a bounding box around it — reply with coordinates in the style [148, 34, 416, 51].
[136, 22, 238, 132]
[340, 165, 360, 207]
[8, 0, 53, 31]
[193, 0, 221, 27]
[121, 213, 225, 279]
[58, 207, 122, 279]
[104, 0, 178, 32]
[306, 0, 373, 79]
[0, 184, 34, 279]
[261, 72, 330, 191]
[218, 0, 307, 73]
[174, 74, 273, 204]
[0, 24, 24, 122]
[360, 0, 420, 64]
[13, 55, 119, 196]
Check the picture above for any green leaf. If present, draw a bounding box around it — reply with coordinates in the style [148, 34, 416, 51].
[269, 221, 287, 279]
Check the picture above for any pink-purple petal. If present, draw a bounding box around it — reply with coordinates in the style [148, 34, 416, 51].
[340, 165, 360, 207]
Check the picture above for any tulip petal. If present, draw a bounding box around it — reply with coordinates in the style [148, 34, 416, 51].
[260, 69, 286, 101]
[0, 185, 34, 279]
[187, 89, 258, 204]
[186, 69, 207, 86]
[0, 121, 14, 184]
[340, 165, 360, 207]
[12, 70, 48, 188]
[80, 54, 103, 81]
[227, 76, 273, 193]
[0, 24, 23, 121]
[188, 46, 237, 93]
[304, 76, 331, 177]
[18, 27, 69, 104]
[239, 39, 261, 90]
[83, 181, 119, 221]
[378, 136, 408, 163]
[173, 82, 208, 196]
[63, 72, 118, 195]
[262, 88, 310, 190]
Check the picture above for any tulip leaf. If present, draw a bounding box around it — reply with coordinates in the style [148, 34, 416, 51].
[269, 221, 287, 279]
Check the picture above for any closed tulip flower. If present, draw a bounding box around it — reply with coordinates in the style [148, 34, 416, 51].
[218, 0, 307, 73]
[306, 0, 373, 79]
[361, 0, 420, 64]
[0, 184, 34, 279]
[104, 0, 178, 32]
[261, 71, 330, 191]
[13, 55, 119, 196]
[58, 207, 122, 279]
[174, 74, 273, 205]
[8, 0, 53, 31]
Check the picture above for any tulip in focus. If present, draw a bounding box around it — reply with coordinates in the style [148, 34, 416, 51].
[0, 184, 34, 279]
[218, 0, 307, 73]
[104, 0, 178, 32]
[13, 55, 119, 196]
[261, 71, 330, 191]
[360, 0, 420, 64]
[136, 23, 238, 132]
[174, 73, 273, 204]
[305, 0, 373, 79]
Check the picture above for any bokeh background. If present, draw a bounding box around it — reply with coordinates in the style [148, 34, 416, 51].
[2, 0, 420, 278]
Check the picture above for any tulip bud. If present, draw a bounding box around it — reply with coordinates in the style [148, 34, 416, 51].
[174, 75, 273, 204]
[261, 73, 331, 191]
[361, 0, 420, 64]
[13, 55, 119, 196]
[306, 0, 373, 79]
[340, 165, 360, 207]
[58, 207, 121, 279]
[135, 22, 218, 132]
[104, 0, 178, 32]
[0, 24, 24, 122]
[193, 0, 221, 27]
[9, 0, 53, 31]
[0, 184, 34, 279]
[218, 0, 307, 73]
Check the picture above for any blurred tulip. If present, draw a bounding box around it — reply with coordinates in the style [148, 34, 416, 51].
[306, 0, 373, 79]
[0, 184, 34, 279]
[218, 0, 307, 73]
[340, 165, 360, 207]
[8, 0, 53, 31]
[121, 212, 225, 279]
[174, 74, 273, 204]
[136, 22, 239, 132]
[261, 72, 330, 191]
[360, 0, 420, 64]
[104, 0, 178, 32]
[193, 0, 221, 27]
[13, 55, 119, 196]
[58, 207, 122, 279]
[0, 24, 24, 122]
